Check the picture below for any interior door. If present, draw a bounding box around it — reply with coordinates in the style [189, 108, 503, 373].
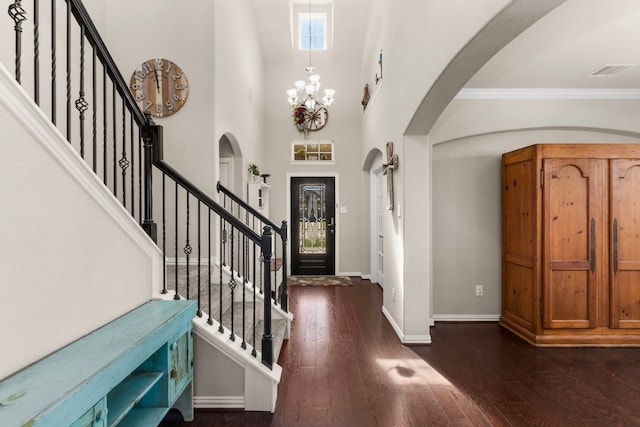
[291, 177, 335, 275]
[610, 159, 640, 328]
[543, 158, 605, 329]
[375, 169, 384, 286]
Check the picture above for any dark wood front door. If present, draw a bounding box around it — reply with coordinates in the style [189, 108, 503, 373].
[291, 177, 335, 275]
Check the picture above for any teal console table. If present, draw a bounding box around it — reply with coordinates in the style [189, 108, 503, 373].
[0, 300, 196, 426]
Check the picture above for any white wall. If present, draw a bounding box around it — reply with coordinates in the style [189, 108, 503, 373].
[360, 0, 514, 340]
[91, 0, 264, 259]
[0, 64, 160, 380]
[263, 55, 364, 275]
[431, 129, 640, 319]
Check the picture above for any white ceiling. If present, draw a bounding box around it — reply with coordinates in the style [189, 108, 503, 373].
[250, 0, 640, 89]
[467, 0, 640, 89]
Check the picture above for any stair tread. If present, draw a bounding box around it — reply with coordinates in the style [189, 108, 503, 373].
[167, 264, 288, 361]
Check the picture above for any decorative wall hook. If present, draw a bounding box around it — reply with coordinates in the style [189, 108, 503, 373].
[375, 49, 383, 84]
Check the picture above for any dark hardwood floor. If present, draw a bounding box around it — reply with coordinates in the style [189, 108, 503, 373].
[161, 277, 640, 426]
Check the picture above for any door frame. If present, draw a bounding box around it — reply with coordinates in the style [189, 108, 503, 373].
[287, 172, 339, 276]
[370, 165, 383, 287]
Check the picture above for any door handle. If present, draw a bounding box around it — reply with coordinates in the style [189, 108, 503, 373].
[613, 219, 618, 273]
[590, 218, 596, 273]
[327, 217, 335, 234]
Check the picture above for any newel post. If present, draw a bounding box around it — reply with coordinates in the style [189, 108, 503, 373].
[261, 226, 274, 369]
[141, 114, 163, 242]
[280, 221, 288, 312]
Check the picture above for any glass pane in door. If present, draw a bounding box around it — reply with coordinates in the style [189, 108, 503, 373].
[298, 184, 327, 254]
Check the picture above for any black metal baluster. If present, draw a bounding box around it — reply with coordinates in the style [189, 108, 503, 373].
[184, 192, 191, 300]
[174, 181, 179, 300]
[102, 67, 107, 184]
[130, 115, 134, 216]
[33, 0, 39, 104]
[261, 226, 273, 369]
[197, 201, 202, 317]
[252, 241, 257, 357]
[207, 208, 213, 325]
[161, 173, 167, 294]
[66, 1, 71, 142]
[9, 0, 27, 84]
[281, 221, 289, 312]
[273, 233, 278, 306]
[75, 23, 88, 159]
[138, 131, 142, 223]
[112, 84, 117, 196]
[222, 195, 227, 267]
[119, 100, 129, 207]
[241, 233, 247, 350]
[229, 225, 236, 342]
[50, 0, 56, 124]
[91, 47, 97, 172]
[259, 246, 264, 295]
[218, 216, 224, 333]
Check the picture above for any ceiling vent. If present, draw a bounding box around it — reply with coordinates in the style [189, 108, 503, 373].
[588, 64, 636, 77]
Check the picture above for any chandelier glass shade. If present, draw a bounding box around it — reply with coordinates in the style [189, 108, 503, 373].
[287, 66, 335, 110]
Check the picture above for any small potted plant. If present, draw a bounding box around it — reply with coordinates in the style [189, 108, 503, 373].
[248, 163, 261, 181]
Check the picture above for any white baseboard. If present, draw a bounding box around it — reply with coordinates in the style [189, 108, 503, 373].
[431, 314, 501, 322]
[194, 395, 244, 409]
[361, 274, 371, 280]
[338, 271, 361, 277]
[382, 306, 432, 344]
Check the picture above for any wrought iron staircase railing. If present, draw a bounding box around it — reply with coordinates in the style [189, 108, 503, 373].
[5, 0, 283, 369]
[217, 182, 288, 312]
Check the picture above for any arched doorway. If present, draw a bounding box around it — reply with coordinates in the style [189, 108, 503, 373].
[218, 133, 243, 195]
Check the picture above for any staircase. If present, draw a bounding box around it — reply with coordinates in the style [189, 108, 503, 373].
[166, 263, 289, 362]
[1, 0, 290, 414]
[164, 261, 291, 411]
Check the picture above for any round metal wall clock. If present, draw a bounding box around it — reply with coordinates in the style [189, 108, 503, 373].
[129, 58, 189, 118]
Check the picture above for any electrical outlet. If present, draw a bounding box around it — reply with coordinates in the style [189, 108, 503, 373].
[475, 285, 484, 297]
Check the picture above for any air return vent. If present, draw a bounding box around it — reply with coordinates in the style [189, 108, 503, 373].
[588, 64, 636, 77]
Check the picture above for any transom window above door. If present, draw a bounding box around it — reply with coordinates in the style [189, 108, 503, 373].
[292, 141, 334, 162]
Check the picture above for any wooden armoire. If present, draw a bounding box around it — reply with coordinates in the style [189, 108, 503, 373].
[501, 144, 640, 346]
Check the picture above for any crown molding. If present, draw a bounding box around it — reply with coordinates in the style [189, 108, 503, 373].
[456, 88, 640, 100]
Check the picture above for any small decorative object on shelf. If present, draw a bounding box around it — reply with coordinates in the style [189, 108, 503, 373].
[262, 174, 270, 184]
[361, 84, 370, 111]
[248, 163, 261, 181]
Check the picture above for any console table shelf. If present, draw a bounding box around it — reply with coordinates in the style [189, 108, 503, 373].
[0, 300, 196, 427]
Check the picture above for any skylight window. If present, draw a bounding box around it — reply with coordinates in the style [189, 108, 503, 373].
[298, 13, 327, 51]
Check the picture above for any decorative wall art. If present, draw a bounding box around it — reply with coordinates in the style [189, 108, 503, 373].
[382, 141, 398, 210]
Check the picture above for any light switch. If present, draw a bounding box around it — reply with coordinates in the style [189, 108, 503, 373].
[340, 206, 347, 214]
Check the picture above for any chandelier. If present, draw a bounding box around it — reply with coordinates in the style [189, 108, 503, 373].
[286, 4, 335, 137]
[287, 66, 335, 111]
